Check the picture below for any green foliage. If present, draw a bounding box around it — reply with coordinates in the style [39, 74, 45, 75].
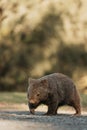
[0, 92, 27, 104]
[81, 94, 87, 108]
[0, 0, 87, 92]
[48, 43, 87, 77]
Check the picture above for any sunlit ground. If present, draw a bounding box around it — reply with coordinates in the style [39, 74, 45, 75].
[0, 92, 27, 110]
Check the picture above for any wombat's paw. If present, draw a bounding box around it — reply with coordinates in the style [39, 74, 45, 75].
[71, 112, 81, 117]
[74, 112, 81, 116]
[44, 112, 57, 116]
[30, 109, 35, 115]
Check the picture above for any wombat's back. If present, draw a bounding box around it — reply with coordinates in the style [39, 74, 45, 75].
[40, 73, 75, 90]
[40, 73, 78, 101]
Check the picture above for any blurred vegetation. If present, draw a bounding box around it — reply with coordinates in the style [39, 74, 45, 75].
[0, 92, 27, 104]
[0, 0, 87, 93]
[81, 94, 87, 108]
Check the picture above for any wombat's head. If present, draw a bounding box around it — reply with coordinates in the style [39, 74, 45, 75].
[27, 78, 48, 110]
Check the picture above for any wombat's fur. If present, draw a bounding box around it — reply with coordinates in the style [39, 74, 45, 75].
[27, 73, 81, 115]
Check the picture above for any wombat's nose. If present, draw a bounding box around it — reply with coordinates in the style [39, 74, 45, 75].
[29, 99, 35, 104]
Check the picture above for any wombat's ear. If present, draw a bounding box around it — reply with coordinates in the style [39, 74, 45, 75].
[28, 78, 36, 84]
[40, 79, 48, 86]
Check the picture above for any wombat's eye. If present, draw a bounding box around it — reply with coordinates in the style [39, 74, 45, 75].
[37, 93, 40, 97]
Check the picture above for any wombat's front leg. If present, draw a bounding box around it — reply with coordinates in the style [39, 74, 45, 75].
[30, 108, 35, 114]
[45, 102, 58, 115]
[28, 102, 35, 114]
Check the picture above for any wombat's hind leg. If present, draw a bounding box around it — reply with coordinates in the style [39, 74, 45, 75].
[73, 102, 81, 116]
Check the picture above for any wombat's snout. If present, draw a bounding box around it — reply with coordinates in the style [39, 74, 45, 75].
[29, 99, 39, 108]
[29, 98, 39, 108]
[29, 99, 37, 107]
[29, 99, 35, 104]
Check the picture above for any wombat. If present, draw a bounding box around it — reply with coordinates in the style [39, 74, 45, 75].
[27, 73, 81, 115]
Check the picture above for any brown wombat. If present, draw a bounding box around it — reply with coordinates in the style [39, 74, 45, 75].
[27, 73, 81, 115]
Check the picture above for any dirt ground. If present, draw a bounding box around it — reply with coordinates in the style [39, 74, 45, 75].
[0, 106, 87, 130]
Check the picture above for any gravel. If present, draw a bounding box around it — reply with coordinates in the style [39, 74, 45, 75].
[0, 110, 87, 130]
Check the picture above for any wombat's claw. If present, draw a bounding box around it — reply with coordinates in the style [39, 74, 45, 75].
[30, 112, 35, 115]
[30, 111, 35, 114]
[74, 113, 81, 116]
[71, 112, 81, 117]
[44, 112, 57, 116]
[43, 113, 51, 116]
[30, 109, 35, 115]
